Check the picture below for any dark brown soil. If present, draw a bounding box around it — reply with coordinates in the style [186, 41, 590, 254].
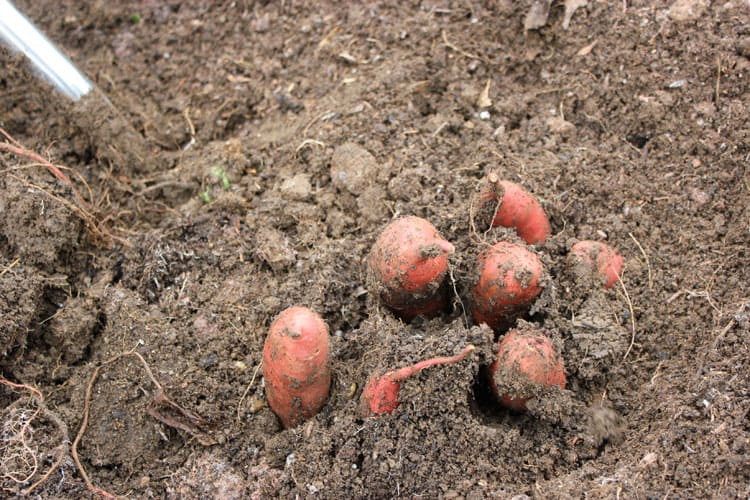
[1, 0, 748, 498]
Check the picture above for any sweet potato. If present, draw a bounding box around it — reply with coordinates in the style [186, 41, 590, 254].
[471, 241, 543, 331]
[476, 174, 551, 245]
[368, 216, 455, 320]
[569, 240, 623, 288]
[361, 345, 475, 416]
[262, 306, 331, 428]
[488, 330, 565, 411]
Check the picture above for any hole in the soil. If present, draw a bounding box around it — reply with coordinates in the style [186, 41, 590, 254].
[528, 310, 548, 326]
[3, 285, 68, 362]
[62, 144, 95, 166]
[34, 287, 68, 330]
[112, 255, 124, 284]
[0, 234, 11, 256]
[446, 122, 462, 135]
[82, 312, 107, 362]
[595, 440, 609, 457]
[469, 365, 510, 424]
[626, 132, 652, 149]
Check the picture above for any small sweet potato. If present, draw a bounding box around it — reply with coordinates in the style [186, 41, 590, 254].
[489, 330, 565, 411]
[471, 241, 544, 331]
[361, 345, 475, 416]
[569, 240, 623, 288]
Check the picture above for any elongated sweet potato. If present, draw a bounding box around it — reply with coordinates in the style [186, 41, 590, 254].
[476, 174, 551, 245]
[262, 306, 331, 428]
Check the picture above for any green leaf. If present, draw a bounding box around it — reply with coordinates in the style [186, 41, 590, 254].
[210, 166, 231, 190]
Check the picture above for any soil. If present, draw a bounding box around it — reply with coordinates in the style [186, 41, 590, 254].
[1, 0, 749, 498]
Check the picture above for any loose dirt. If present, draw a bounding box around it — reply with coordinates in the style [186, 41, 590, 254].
[1, 0, 748, 498]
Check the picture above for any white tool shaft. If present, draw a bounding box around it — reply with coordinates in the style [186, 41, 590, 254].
[0, 0, 92, 100]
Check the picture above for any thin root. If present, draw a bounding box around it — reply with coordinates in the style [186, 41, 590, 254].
[73, 347, 214, 499]
[236, 361, 263, 424]
[617, 274, 637, 362]
[448, 266, 468, 329]
[468, 174, 502, 246]
[0, 128, 130, 248]
[628, 232, 653, 290]
[441, 30, 482, 60]
[0, 378, 69, 496]
[295, 139, 327, 156]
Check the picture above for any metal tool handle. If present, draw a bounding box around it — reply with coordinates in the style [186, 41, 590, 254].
[0, 0, 92, 100]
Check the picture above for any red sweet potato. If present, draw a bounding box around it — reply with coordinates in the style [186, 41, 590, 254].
[488, 330, 565, 411]
[471, 241, 544, 331]
[569, 240, 623, 288]
[368, 216, 455, 320]
[262, 306, 331, 428]
[361, 345, 475, 416]
[476, 174, 551, 245]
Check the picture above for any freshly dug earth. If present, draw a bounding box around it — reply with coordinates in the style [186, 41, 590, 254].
[1, 0, 748, 498]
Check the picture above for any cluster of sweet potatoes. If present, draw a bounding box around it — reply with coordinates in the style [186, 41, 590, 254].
[261, 173, 623, 428]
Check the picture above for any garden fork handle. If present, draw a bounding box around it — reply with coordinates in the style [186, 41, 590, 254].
[0, 0, 93, 100]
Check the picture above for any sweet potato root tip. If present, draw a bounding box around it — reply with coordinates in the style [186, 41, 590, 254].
[361, 373, 401, 415]
[471, 242, 543, 331]
[569, 240, 623, 288]
[262, 306, 331, 428]
[489, 330, 565, 411]
[361, 345, 476, 416]
[368, 216, 455, 320]
[477, 177, 551, 245]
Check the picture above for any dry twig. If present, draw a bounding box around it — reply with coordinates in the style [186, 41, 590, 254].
[73, 348, 214, 499]
[441, 30, 482, 61]
[0, 259, 19, 278]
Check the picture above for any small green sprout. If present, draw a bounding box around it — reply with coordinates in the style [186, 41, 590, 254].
[199, 188, 212, 204]
[130, 13, 141, 24]
[210, 166, 231, 190]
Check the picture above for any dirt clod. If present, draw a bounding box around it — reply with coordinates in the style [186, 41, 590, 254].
[330, 142, 379, 195]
